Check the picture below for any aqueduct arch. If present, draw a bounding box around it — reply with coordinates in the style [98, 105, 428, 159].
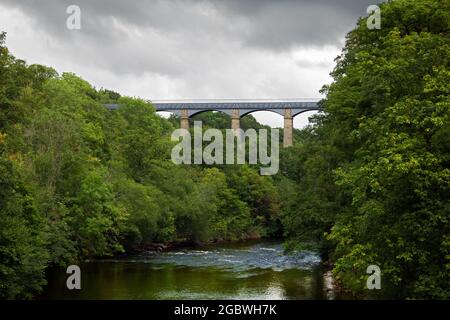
[106, 99, 322, 147]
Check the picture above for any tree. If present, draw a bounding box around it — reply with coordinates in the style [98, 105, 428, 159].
[0, 134, 48, 299]
[282, 0, 450, 298]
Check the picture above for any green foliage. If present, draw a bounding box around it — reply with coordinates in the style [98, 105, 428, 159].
[0, 138, 48, 299]
[227, 165, 281, 236]
[191, 111, 267, 131]
[282, 0, 450, 298]
[198, 168, 253, 240]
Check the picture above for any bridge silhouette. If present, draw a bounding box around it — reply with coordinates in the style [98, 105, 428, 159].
[106, 99, 322, 147]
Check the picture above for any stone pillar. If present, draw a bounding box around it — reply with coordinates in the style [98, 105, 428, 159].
[231, 109, 240, 133]
[180, 109, 189, 130]
[283, 108, 293, 148]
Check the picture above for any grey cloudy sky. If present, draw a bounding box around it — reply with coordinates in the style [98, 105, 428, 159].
[0, 0, 379, 127]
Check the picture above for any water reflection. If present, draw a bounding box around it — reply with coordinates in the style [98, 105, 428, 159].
[41, 240, 329, 300]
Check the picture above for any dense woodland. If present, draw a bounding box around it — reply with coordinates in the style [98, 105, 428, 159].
[0, 0, 449, 299]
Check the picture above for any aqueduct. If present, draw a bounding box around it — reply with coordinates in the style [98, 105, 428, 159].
[106, 99, 322, 147]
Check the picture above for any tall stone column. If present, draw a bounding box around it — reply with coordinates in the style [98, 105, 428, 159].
[283, 108, 293, 148]
[231, 109, 240, 133]
[180, 109, 189, 130]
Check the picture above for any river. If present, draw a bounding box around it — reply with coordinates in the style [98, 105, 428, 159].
[40, 240, 341, 300]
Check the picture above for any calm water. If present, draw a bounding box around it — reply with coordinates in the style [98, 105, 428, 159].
[41, 240, 336, 300]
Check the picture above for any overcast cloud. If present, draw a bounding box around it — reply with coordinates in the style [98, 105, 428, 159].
[0, 0, 381, 127]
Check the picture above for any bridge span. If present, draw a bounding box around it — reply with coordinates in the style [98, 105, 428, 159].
[106, 99, 322, 147]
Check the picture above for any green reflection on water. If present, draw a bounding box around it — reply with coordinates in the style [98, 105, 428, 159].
[41, 240, 329, 300]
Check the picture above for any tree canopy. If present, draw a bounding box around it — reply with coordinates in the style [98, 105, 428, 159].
[281, 0, 450, 298]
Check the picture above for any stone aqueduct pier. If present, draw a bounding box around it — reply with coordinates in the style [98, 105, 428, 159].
[106, 99, 322, 147]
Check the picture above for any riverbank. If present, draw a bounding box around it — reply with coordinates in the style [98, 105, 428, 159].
[126, 233, 266, 254]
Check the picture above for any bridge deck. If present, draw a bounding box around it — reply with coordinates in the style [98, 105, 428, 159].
[105, 99, 322, 117]
[152, 99, 319, 110]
